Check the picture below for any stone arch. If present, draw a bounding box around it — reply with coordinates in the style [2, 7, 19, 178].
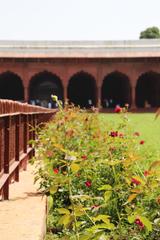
[136, 71, 160, 108]
[29, 71, 64, 108]
[0, 71, 24, 101]
[67, 71, 97, 108]
[101, 71, 131, 108]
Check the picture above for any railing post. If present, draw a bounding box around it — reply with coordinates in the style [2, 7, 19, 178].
[29, 114, 33, 148]
[32, 114, 36, 157]
[28, 114, 35, 158]
[4, 116, 10, 200]
[23, 114, 28, 170]
[15, 115, 20, 182]
[23, 114, 28, 154]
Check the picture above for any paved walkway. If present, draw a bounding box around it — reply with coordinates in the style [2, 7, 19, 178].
[0, 164, 46, 240]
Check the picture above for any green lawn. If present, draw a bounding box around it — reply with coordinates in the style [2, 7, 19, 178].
[100, 113, 160, 167]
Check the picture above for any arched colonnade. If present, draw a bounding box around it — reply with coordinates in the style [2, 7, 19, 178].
[0, 70, 160, 109]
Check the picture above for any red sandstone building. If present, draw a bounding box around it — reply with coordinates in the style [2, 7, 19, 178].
[0, 40, 160, 109]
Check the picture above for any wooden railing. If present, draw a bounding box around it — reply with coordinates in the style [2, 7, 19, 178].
[0, 100, 56, 200]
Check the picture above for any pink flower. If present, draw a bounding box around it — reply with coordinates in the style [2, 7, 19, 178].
[135, 218, 144, 229]
[131, 178, 141, 185]
[85, 180, 92, 187]
[114, 105, 122, 113]
[53, 168, 59, 174]
[140, 140, 145, 145]
[109, 131, 118, 137]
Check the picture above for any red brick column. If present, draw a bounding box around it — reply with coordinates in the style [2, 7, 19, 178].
[97, 86, 101, 108]
[24, 87, 29, 103]
[64, 84, 67, 104]
[131, 85, 136, 109]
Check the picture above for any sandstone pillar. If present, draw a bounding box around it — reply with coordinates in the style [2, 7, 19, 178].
[24, 86, 29, 103]
[63, 85, 68, 105]
[97, 86, 101, 108]
[131, 85, 136, 109]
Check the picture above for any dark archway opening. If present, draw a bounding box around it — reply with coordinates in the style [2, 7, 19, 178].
[29, 71, 63, 108]
[101, 71, 131, 108]
[136, 72, 160, 108]
[67, 71, 97, 108]
[0, 71, 24, 101]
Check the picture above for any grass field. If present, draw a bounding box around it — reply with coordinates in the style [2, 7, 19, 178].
[100, 113, 160, 167]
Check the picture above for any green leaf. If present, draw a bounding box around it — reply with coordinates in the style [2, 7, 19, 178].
[94, 232, 107, 240]
[104, 190, 112, 201]
[79, 233, 94, 240]
[88, 223, 114, 232]
[140, 216, 152, 232]
[93, 214, 110, 224]
[71, 194, 91, 200]
[57, 208, 70, 215]
[98, 184, 112, 191]
[92, 216, 115, 230]
[74, 205, 85, 217]
[47, 196, 53, 212]
[49, 185, 58, 194]
[128, 214, 136, 223]
[108, 160, 121, 166]
[58, 214, 73, 227]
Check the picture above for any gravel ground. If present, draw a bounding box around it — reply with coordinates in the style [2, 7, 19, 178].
[0, 164, 46, 240]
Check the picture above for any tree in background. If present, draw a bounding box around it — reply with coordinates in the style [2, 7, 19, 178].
[140, 26, 160, 39]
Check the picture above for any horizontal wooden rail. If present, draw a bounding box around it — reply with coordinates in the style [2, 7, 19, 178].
[0, 100, 56, 200]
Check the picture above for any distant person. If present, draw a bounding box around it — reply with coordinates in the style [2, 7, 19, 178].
[104, 99, 109, 108]
[88, 99, 92, 107]
[48, 102, 52, 109]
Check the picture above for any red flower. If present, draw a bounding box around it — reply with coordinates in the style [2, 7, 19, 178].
[81, 155, 87, 160]
[134, 132, 140, 137]
[114, 105, 122, 113]
[140, 140, 145, 145]
[119, 133, 124, 138]
[85, 180, 92, 187]
[53, 168, 59, 174]
[131, 178, 141, 185]
[144, 170, 150, 176]
[135, 218, 144, 229]
[109, 131, 118, 137]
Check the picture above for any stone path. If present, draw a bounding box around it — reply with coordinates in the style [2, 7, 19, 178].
[0, 164, 46, 240]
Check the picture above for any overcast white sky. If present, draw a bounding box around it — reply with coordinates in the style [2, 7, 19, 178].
[0, 0, 159, 41]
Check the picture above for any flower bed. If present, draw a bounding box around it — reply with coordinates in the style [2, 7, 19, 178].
[32, 102, 160, 240]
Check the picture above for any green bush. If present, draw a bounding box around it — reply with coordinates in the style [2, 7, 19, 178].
[33, 102, 160, 240]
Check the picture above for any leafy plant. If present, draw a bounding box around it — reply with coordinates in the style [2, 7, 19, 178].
[32, 100, 160, 239]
